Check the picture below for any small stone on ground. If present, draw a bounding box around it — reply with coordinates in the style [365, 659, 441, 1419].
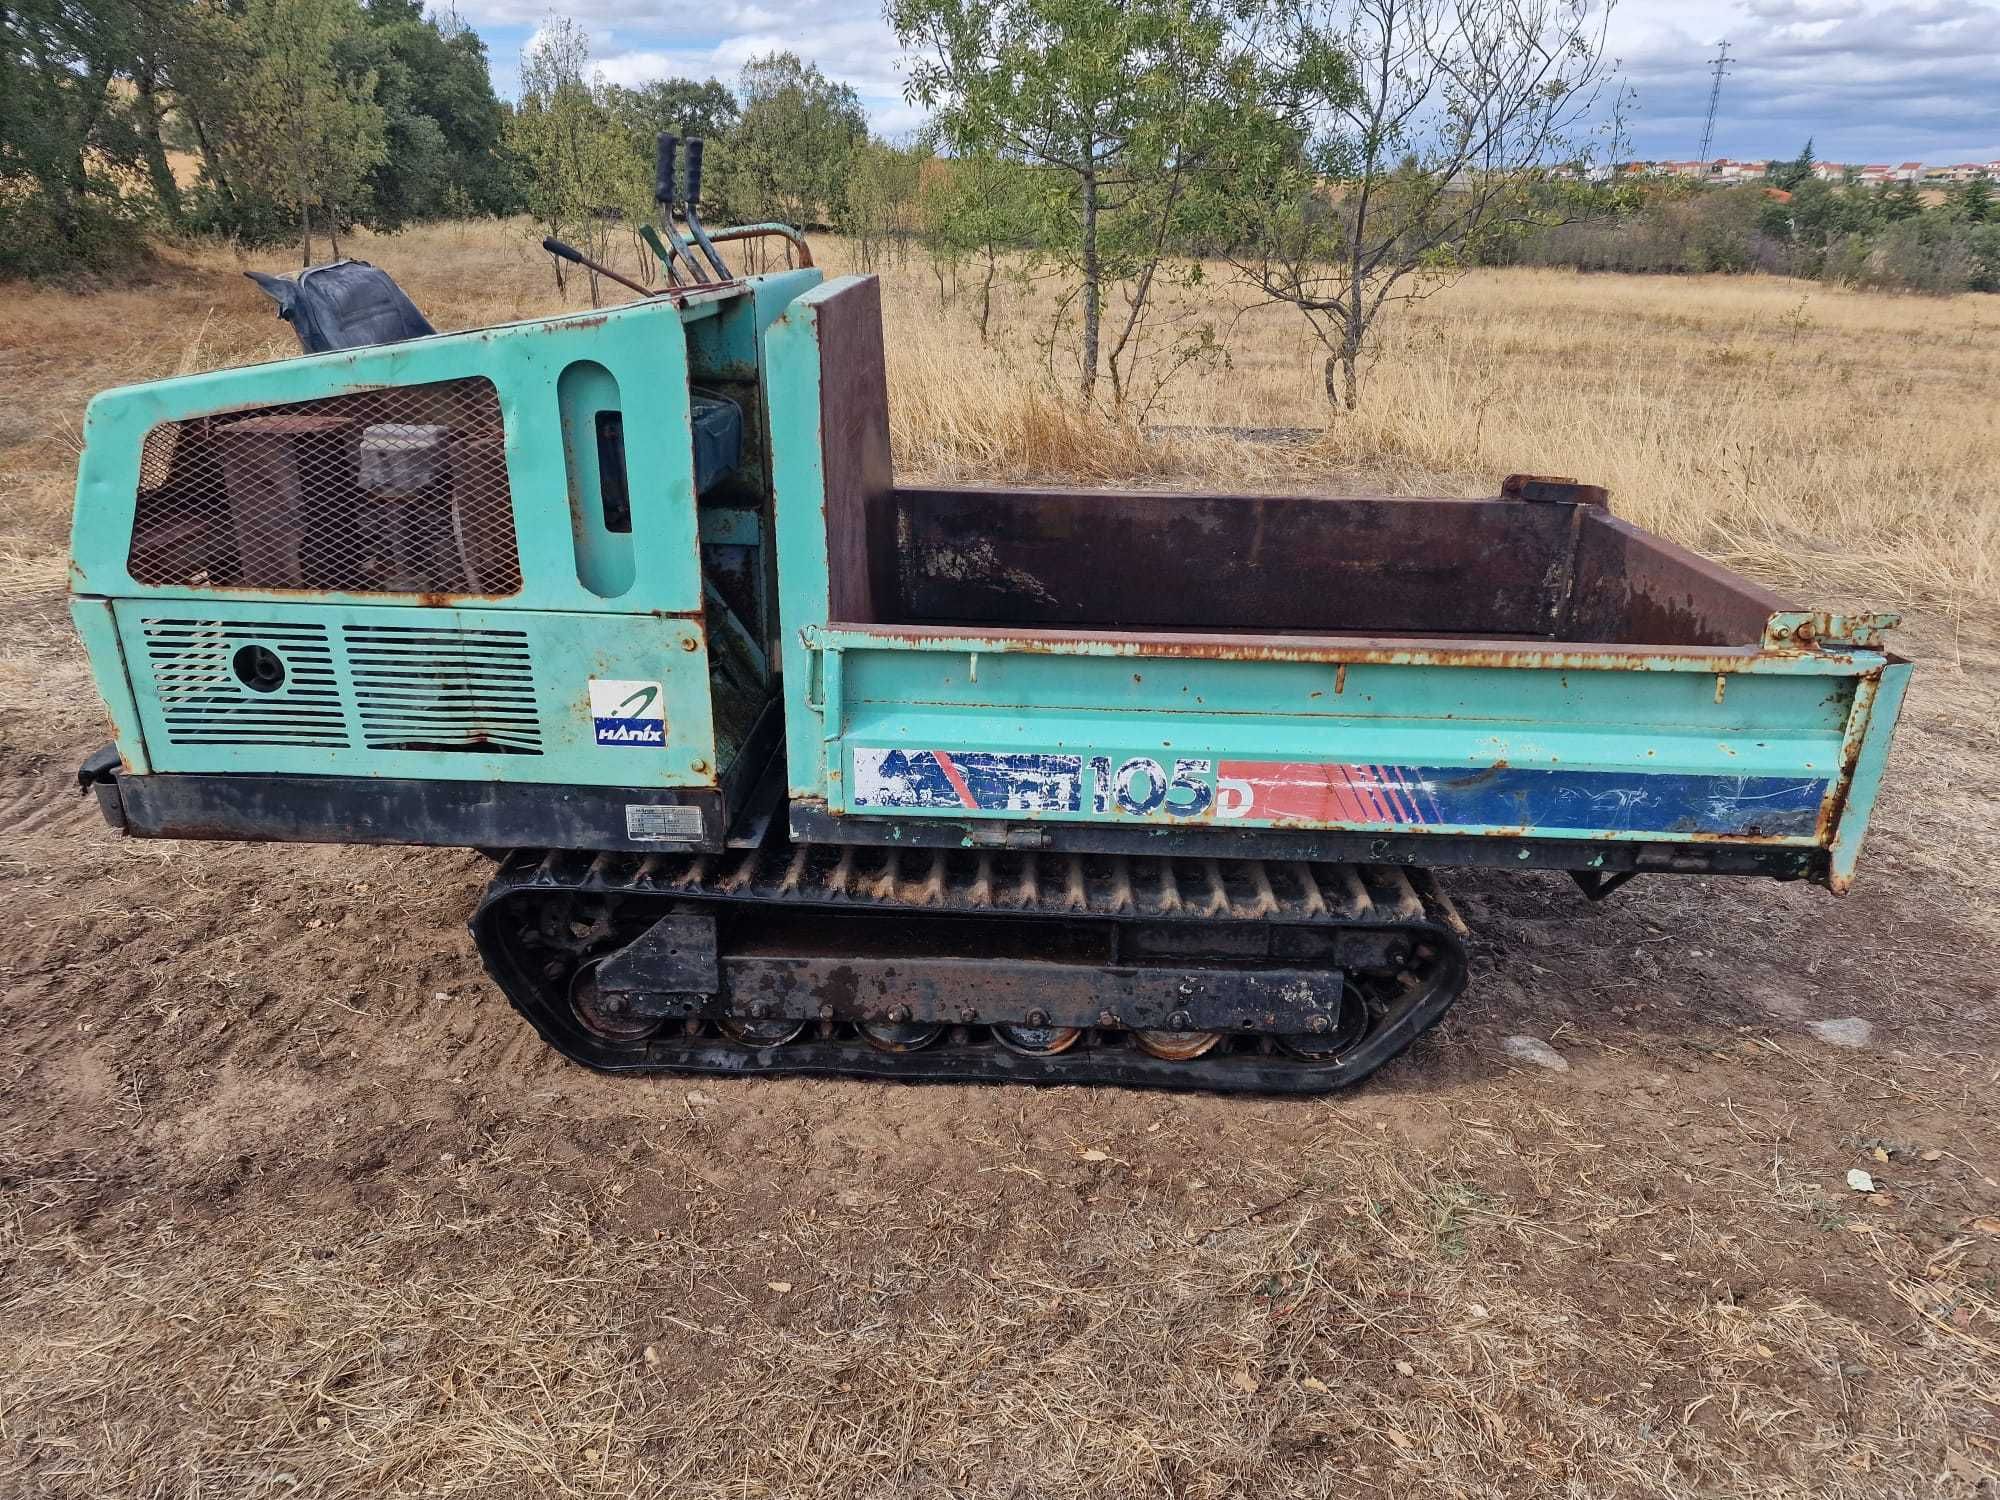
[1502, 1035, 1570, 1072]
[1808, 1017, 1872, 1049]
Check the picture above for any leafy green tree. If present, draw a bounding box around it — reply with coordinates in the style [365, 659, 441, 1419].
[604, 76, 740, 153]
[725, 52, 867, 227]
[843, 140, 926, 271]
[508, 17, 634, 299]
[917, 150, 1038, 338]
[1965, 222, 2000, 292]
[892, 0, 1270, 406]
[0, 0, 150, 274]
[334, 0, 517, 225]
[234, 0, 388, 264]
[1880, 179, 1923, 223]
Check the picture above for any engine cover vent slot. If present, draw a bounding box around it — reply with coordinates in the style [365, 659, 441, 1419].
[141, 618, 349, 748]
[343, 623, 541, 754]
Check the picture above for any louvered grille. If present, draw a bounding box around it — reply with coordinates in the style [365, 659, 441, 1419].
[344, 624, 541, 754]
[141, 618, 350, 748]
[126, 379, 520, 596]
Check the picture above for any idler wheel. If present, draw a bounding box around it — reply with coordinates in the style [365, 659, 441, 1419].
[568, 962, 665, 1043]
[719, 1017, 807, 1047]
[860, 1020, 945, 1052]
[1133, 1029, 1223, 1061]
[993, 1023, 1082, 1056]
[1275, 980, 1371, 1062]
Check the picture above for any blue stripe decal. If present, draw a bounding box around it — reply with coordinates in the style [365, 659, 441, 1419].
[1400, 765, 1827, 835]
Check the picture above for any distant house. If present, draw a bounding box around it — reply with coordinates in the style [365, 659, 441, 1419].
[1710, 158, 1767, 183]
[1895, 162, 1924, 182]
[1811, 161, 1851, 182]
[1856, 164, 1894, 185]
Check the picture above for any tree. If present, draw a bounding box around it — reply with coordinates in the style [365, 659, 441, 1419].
[0, 0, 149, 274]
[1881, 178, 1923, 223]
[233, 0, 387, 263]
[893, 0, 1270, 406]
[844, 140, 926, 270]
[604, 76, 740, 152]
[1955, 176, 1995, 225]
[918, 150, 1038, 337]
[1767, 138, 1815, 192]
[335, 0, 517, 226]
[726, 52, 867, 227]
[507, 18, 633, 299]
[1227, 0, 1612, 411]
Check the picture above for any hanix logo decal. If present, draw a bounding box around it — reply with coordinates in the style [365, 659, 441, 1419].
[589, 679, 666, 747]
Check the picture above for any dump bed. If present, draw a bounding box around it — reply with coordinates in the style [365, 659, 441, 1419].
[770, 279, 1908, 892]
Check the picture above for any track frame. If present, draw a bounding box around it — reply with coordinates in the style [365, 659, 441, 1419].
[472, 842, 1470, 1095]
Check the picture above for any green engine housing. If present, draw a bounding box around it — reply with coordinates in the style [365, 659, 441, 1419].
[70, 268, 829, 849]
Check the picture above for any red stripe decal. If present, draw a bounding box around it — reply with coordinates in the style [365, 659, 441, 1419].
[930, 751, 979, 810]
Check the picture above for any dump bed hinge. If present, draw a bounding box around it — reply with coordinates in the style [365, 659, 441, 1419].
[1501, 473, 1609, 506]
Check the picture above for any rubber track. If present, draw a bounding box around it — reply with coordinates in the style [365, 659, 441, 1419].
[471, 843, 1471, 1095]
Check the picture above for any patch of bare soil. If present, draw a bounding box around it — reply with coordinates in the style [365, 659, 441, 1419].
[2, 595, 1997, 1498]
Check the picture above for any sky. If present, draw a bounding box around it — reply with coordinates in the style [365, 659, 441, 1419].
[467, 0, 2000, 167]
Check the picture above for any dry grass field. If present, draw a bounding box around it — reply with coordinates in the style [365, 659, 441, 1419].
[2, 222, 1998, 1498]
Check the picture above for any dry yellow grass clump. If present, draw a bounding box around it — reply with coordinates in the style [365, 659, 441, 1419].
[1, 217, 1995, 612]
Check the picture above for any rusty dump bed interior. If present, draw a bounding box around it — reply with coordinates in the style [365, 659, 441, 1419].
[831, 486, 1787, 649]
[789, 276, 1783, 653]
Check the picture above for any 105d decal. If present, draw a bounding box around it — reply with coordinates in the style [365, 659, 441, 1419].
[1088, 755, 1213, 818]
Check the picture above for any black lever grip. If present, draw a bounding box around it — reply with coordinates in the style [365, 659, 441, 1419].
[655, 133, 678, 205]
[542, 236, 583, 263]
[685, 137, 704, 205]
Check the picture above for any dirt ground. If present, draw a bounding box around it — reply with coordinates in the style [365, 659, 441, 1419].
[3, 246, 1999, 1498]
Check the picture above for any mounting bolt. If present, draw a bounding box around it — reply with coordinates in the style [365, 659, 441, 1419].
[682, 636, 699, 651]
[1026, 1009, 1049, 1027]
[887, 1004, 912, 1024]
[1168, 1010, 1192, 1029]
[1308, 1015, 1332, 1035]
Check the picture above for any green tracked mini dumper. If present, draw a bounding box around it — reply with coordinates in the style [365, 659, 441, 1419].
[66, 138, 1911, 1093]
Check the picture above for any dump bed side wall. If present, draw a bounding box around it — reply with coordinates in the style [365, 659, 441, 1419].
[809, 630, 1865, 844]
[1563, 510, 1788, 646]
[890, 489, 1578, 637]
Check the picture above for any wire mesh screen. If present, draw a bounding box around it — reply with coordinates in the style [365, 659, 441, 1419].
[126, 378, 522, 596]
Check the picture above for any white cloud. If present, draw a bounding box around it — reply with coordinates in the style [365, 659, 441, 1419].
[486, 0, 1999, 161]
[1607, 0, 2000, 161]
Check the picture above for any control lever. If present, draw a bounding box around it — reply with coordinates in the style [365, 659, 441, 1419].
[651, 133, 701, 283]
[541, 237, 653, 298]
[681, 138, 733, 280]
